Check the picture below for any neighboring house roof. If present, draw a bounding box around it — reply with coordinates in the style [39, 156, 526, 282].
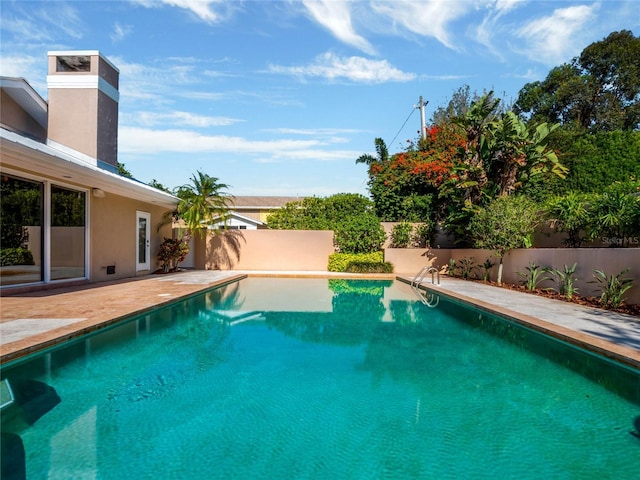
[1, 128, 178, 208]
[212, 211, 265, 227]
[230, 196, 306, 209]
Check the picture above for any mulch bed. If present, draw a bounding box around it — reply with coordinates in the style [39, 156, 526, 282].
[469, 279, 640, 318]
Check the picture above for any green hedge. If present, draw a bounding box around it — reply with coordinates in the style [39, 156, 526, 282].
[345, 261, 394, 274]
[0, 247, 35, 267]
[328, 252, 393, 273]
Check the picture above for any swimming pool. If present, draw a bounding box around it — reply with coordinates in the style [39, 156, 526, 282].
[1, 277, 639, 479]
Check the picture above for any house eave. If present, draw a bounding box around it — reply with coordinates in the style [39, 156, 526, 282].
[0, 128, 178, 208]
[0, 77, 48, 129]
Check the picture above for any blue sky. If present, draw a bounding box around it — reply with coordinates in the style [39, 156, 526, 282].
[1, 1, 638, 197]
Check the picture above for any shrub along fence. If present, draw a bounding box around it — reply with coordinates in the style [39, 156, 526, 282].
[385, 247, 640, 305]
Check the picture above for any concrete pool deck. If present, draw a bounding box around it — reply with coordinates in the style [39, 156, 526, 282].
[1, 270, 639, 369]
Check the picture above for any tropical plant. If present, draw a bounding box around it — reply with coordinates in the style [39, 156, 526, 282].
[356, 137, 389, 166]
[411, 222, 433, 248]
[171, 171, 232, 238]
[457, 257, 477, 279]
[552, 263, 580, 299]
[446, 258, 458, 277]
[479, 257, 495, 282]
[359, 125, 462, 223]
[440, 92, 567, 242]
[586, 181, 640, 247]
[157, 237, 190, 273]
[452, 92, 501, 205]
[590, 268, 634, 308]
[545, 192, 591, 247]
[517, 262, 552, 290]
[488, 112, 567, 197]
[468, 195, 541, 285]
[390, 222, 413, 248]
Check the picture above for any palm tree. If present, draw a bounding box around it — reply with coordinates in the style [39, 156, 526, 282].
[173, 171, 233, 238]
[356, 137, 389, 165]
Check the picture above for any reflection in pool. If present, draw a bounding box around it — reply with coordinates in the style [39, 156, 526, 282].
[1, 278, 639, 479]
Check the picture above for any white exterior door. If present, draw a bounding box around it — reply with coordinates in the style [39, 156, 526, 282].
[136, 211, 151, 272]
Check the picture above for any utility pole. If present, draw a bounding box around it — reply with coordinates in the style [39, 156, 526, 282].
[415, 96, 428, 140]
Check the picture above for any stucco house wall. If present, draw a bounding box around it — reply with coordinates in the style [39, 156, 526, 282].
[90, 193, 173, 282]
[1, 51, 177, 290]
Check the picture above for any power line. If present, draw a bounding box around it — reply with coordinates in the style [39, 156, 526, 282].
[386, 106, 416, 149]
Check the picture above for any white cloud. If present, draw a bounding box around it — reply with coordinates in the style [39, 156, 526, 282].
[36, 2, 84, 40]
[516, 5, 597, 65]
[302, 0, 375, 54]
[370, 0, 473, 50]
[128, 111, 244, 128]
[271, 148, 361, 161]
[110, 57, 207, 104]
[268, 52, 416, 83]
[495, 0, 525, 15]
[119, 127, 321, 154]
[265, 127, 362, 136]
[419, 73, 472, 81]
[474, 0, 528, 59]
[111, 22, 132, 43]
[133, 0, 235, 24]
[0, 16, 53, 42]
[0, 55, 44, 84]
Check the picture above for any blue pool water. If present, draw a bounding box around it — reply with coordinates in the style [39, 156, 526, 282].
[1, 278, 639, 479]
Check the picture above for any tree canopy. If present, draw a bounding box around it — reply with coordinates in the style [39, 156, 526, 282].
[357, 30, 639, 247]
[266, 193, 385, 254]
[514, 30, 640, 132]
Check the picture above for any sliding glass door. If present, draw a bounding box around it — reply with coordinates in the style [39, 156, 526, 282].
[0, 175, 44, 286]
[50, 185, 86, 281]
[0, 173, 87, 287]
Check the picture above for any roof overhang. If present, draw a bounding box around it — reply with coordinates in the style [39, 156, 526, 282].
[1, 128, 178, 209]
[0, 77, 48, 129]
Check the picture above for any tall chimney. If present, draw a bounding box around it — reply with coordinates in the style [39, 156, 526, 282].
[46, 51, 119, 169]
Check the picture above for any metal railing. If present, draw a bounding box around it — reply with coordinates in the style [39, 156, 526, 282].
[411, 266, 440, 287]
[411, 266, 440, 307]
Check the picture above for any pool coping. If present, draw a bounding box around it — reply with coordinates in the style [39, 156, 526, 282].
[397, 276, 640, 371]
